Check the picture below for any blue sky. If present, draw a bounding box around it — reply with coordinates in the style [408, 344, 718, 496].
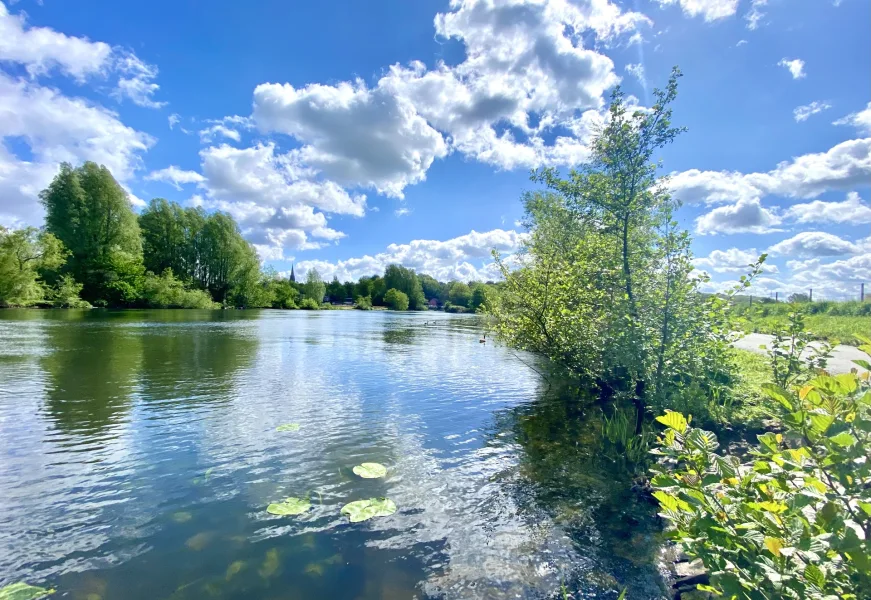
[1, 0, 869, 298]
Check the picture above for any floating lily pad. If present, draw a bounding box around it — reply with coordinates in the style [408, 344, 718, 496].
[352, 462, 387, 479]
[340, 498, 397, 522]
[266, 497, 311, 516]
[0, 583, 55, 600]
[276, 423, 300, 432]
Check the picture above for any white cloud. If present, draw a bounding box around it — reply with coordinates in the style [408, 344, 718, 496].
[395, 207, 412, 217]
[784, 192, 871, 224]
[670, 137, 871, 206]
[295, 229, 527, 282]
[653, 0, 740, 22]
[168, 113, 180, 130]
[625, 63, 645, 85]
[786, 258, 820, 271]
[112, 53, 166, 108]
[0, 1, 112, 80]
[199, 124, 241, 143]
[145, 166, 205, 190]
[767, 231, 860, 258]
[833, 102, 871, 136]
[736, 39, 748, 46]
[793, 101, 831, 122]
[778, 58, 806, 79]
[693, 247, 773, 273]
[0, 73, 154, 226]
[695, 198, 781, 235]
[744, 0, 766, 29]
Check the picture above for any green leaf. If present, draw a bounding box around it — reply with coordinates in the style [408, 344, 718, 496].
[809, 413, 835, 435]
[686, 428, 719, 452]
[655, 410, 688, 433]
[340, 498, 397, 522]
[804, 564, 825, 590]
[266, 497, 311, 516]
[276, 423, 301, 432]
[352, 463, 387, 479]
[763, 537, 783, 557]
[853, 359, 871, 371]
[760, 384, 793, 411]
[828, 431, 857, 447]
[0, 583, 55, 600]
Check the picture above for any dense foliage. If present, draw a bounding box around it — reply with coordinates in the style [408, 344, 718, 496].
[384, 288, 410, 311]
[490, 69, 745, 420]
[0, 226, 67, 307]
[732, 299, 871, 347]
[651, 336, 871, 599]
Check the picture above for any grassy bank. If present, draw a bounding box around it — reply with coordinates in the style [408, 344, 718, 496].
[731, 300, 871, 346]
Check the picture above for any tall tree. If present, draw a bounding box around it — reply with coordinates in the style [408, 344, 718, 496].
[303, 268, 326, 303]
[40, 162, 144, 304]
[0, 226, 68, 307]
[383, 264, 426, 310]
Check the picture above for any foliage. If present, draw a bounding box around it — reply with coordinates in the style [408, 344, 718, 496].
[340, 498, 397, 522]
[0, 582, 54, 600]
[140, 269, 219, 309]
[326, 276, 345, 302]
[266, 274, 300, 309]
[352, 463, 387, 478]
[601, 407, 655, 466]
[0, 226, 68, 307]
[469, 283, 491, 312]
[651, 364, 871, 599]
[48, 275, 91, 308]
[764, 311, 831, 388]
[354, 295, 373, 310]
[384, 288, 410, 311]
[40, 162, 144, 304]
[299, 297, 320, 310]
[302, 269, 326, 303]
[734, 301, 871, 347]
[383, 264, 427, 310]
[266, 497, 311, 516]
[448, 281, 472, 307]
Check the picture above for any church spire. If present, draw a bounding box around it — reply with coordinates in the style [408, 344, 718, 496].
[289, 264, 296, 283]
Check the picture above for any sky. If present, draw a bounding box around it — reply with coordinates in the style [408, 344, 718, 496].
[0, 0, 869, 299]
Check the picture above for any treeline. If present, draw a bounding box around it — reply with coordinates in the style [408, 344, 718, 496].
[0, 162, 497, 311]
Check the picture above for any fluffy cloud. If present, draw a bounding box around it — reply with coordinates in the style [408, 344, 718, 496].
[145, 166, 205, 190]
[695, 198, 781, 235]
[793, 101, 830, 122]
[199, 124, 241, 143]
[671, 138, 871, 208]
[294, 228, 527, 282]
[625, 63, 645, 85]
[745, 0, 766, 29]
[766, 231, 860, 258]
[778, 58, 806, 79]
[784, 192, 871, 224]
[112, 53, 166, 109]
[0, 1, 112, 80]
[654, 0, 740, 22]
[693, 247, 774, 273]
[0, 73, 154, 226]
[834, 102, 871, 136]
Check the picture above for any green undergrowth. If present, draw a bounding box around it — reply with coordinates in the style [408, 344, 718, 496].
[737, 312, 871, 347]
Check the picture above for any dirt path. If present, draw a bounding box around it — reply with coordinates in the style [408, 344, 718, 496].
[732, 332, 870, 376]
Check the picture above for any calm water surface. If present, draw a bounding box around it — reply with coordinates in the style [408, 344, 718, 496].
[0, 310, 668, 599]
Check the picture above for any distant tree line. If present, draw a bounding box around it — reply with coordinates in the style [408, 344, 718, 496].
[0, 161, 498, 311]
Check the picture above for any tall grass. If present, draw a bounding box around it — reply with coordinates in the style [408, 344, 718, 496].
[731, 300, 871, 346]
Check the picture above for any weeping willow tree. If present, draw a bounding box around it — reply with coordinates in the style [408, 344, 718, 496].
[492, 68, 752, 423]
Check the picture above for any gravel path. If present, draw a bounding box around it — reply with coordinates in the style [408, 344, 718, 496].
[732, 332, 870, 376]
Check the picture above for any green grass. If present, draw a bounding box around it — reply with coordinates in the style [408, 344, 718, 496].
[729, 349, 771, 428]
[737, 313, 871, 347]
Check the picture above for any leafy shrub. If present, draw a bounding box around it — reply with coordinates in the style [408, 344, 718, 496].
[651, 344, 871, 598]
[140, 269, 218, 309]
[354, 295, 373, 310]
[299, 297, 320, 310]
[49, 275, 91, 308]
[384, 288, 409, 311]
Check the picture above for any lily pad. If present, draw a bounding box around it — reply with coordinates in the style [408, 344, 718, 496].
[0, 583, 55, 600]
[352, 462, 387, 479]
[276, 423, 300, 432]
[340, 498, 397, 522]
[266, 497, 311, 516]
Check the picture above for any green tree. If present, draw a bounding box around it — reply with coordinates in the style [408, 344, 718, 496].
[140, 269, 219, 309]
[0, 226, 68, 306]
[383, 264, 427, 309]
[326, 276, 345, 302]
[303, 268, 326, 303]
[448, 281, 472, 307]
[419, 274, 445, 302]
[49, 275, 91, 308]
[40, 162, 144, 305]
[469, 283, 491, 312]
[384, 288, 409, 311]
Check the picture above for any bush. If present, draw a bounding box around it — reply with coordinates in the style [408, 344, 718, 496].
[299, 297, 320, 310]
[650, 336, 871, 599]
[354, 295, 373, 310]
[384, 288, 409, 311]
[49, 275, 91, 308]
[141, 269, 218, 309]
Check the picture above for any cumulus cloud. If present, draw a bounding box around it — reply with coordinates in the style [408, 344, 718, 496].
[168, 113, 181, 130]
[653, 0, 740, 22]
[784, 192, 871, 224]
[778, 58, 806, 79]
[0, 1, 112, 80]
[693, 247, 773, 273]
[294, 229, 527, 283]
[793, 101, 830, 122]
[833, 102, 871, 135]
[695, 198, 781, 235]
[0, 73, 154, 226]
[145, 166, 205, 190]
[766, 231, 860, 258]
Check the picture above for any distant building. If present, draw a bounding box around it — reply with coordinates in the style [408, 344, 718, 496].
[289, 264, 296, 283]
[428, 298, 439, 308]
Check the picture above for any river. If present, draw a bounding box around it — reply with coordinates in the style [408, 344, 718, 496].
[0, 309, 668, 599]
